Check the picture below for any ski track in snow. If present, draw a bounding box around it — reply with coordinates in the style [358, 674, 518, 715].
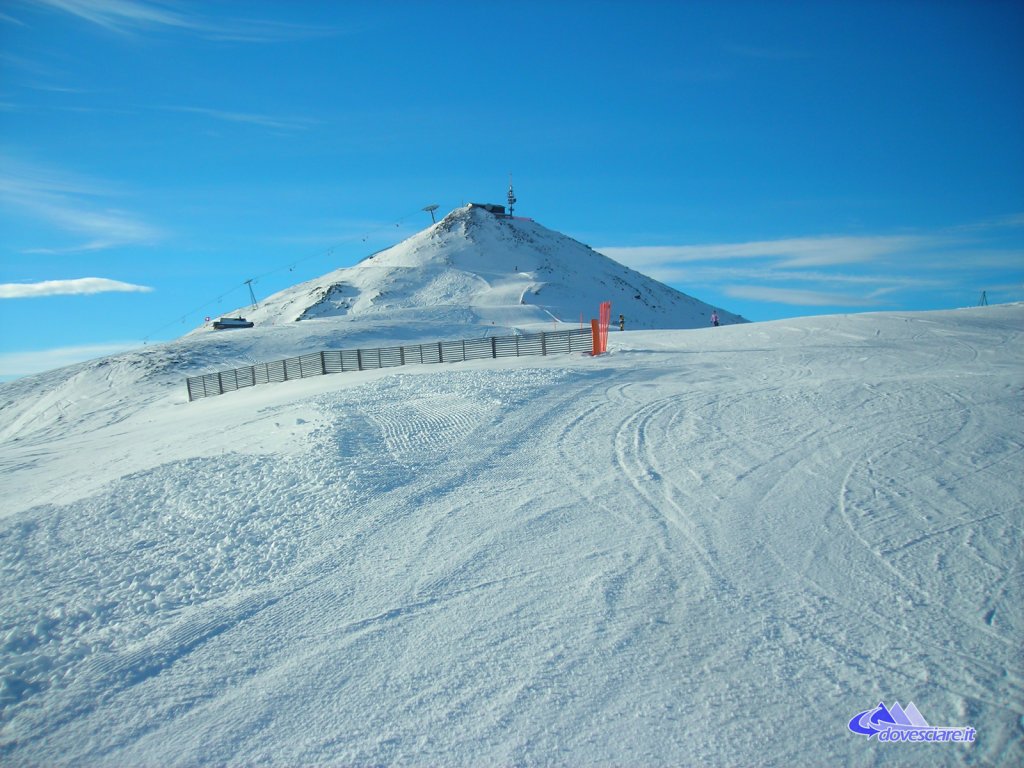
[0, 306, 1022, 765]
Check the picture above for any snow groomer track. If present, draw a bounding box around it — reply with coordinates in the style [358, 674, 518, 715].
[1, 305, 1021, 765]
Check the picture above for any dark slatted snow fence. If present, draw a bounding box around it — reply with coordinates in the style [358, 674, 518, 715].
[186, 327, 593, 402]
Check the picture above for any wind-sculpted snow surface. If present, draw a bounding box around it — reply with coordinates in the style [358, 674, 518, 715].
[0, 306, 1021, 765]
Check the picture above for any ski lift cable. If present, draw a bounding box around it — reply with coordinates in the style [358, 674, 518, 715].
[235, 203, 430, 287]
[142, 280, 253, 342]
[141, 203, 443, 343]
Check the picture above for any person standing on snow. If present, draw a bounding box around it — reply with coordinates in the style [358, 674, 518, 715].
[619, 314, 625, 331]
[711, 310, 720, 327]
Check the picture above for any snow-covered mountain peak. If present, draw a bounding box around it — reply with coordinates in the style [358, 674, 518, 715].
[205, 205, 744, 333]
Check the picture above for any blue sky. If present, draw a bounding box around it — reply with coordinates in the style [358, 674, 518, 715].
[1, 0, 1022, 378]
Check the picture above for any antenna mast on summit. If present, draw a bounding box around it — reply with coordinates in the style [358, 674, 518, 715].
[507, 174, 516, 218]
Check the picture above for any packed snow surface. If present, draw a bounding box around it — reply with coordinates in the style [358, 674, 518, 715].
[1, 304, 1021, 766]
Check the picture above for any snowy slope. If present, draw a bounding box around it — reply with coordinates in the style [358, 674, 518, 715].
[1, 304, 1021, 766]
[199, 205, 744, 334]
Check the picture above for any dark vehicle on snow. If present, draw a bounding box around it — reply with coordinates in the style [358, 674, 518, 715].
[212, 316, 254, 330]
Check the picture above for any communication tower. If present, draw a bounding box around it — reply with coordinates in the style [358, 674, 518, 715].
[507, 174, 517, 218]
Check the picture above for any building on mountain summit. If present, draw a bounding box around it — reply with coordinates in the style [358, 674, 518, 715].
[468, 203, 506, 216]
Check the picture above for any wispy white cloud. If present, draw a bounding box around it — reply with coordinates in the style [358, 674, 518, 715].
[640, 265, 947, 290]
[0, 156, 163, 251]
[0, 49, 82, 97]
[27, 83, 94, 94]
[982, 281, 1024, 293]
[0, 49, 68, 85]
[600, 234, 944, 270]
[920, 249, 1024, 271]
[724, 285, 880, 307]
[0, 10, 27, 25]
[164, 106, 320, 132]
[201, 18, 341, 44]
[600, 221, 1022, 310]
[0, 340, 143, 380]
[29, 0, 339, 41]
[30, 0, 194, 32]
[0, 277, 153, 298]
[950, 212, 1024, 232]
[20, 210, 161, 253]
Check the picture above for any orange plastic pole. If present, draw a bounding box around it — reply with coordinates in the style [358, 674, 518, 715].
[598, 301, 611, 353]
